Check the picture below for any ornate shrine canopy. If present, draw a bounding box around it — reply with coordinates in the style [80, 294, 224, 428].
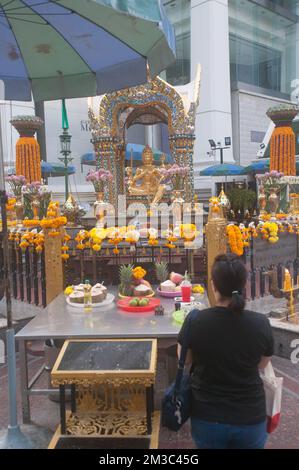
[88, 66, 201, 206]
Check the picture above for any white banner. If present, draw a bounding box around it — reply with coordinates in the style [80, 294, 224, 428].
[281, 176, 299, 184]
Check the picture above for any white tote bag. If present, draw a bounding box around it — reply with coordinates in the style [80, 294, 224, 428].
[261, 362, 283, 434]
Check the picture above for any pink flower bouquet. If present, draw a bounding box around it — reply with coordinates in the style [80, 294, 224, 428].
[160, 164, 189, 190]
[86, 169, 113, 192]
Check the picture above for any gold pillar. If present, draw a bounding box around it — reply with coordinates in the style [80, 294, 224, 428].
[44, 229, 64, 305]
[205, 208, 227, 307]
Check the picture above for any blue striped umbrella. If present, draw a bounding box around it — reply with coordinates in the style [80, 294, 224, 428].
[242, 160, 270, 174]
[81, 144, 172, 167]
[244, 159, 299, 175]
[200, 163, 245, 176]
[0, 0, 175, 101]
[41, 161, 76, 177]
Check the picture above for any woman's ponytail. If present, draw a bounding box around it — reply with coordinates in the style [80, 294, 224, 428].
[212, 254, 247, 315]
[228, 291, 246, 315]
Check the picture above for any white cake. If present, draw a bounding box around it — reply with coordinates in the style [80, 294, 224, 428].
[160, 280, 176, 292]
[133, 284, 152, 297]
[69, 291, 84, 304]
[92, 284, 107, 299]
[73, 284, 85, 292]
[69, 283, 109, 304]
[90, 287, 105, 303]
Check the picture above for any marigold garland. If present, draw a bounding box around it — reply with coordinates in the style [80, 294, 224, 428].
[260, 222, 279, 244]
[17, 230, 45, 253]
[226, 225, 244, 256]
[270, 126, 296, 176]
[15, 136, 42, 183]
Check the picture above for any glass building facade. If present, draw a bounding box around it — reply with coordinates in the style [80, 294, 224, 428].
[162, 0, 298, 98]
[162, 0, 191, 85]
[229, 0, 297, 96]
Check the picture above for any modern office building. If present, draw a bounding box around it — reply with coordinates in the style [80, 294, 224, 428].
[1, 0, 299, 199]
[163, 0, 299, 194]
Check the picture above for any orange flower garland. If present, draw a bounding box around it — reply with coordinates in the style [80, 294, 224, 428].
[270, 126, 296, 176]
[226, 225, 244, 256]
[18, 230, 45, 253]
[15, 137, 42, 183]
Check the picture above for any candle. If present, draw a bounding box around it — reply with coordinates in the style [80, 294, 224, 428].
[284, 269, 292, 292]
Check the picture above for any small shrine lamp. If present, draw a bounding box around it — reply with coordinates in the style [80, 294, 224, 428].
[59, 99, 73, 200]
[218, 185, 230, 217]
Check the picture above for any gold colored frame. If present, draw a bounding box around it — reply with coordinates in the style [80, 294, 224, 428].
[88, 70, 201, 207]
[51, 338, 157, 387]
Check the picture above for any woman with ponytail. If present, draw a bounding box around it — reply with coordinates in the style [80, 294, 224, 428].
[177, 253, 274, 449]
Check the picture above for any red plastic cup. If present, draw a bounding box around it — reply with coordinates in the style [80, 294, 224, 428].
[181, 285, 191, 303]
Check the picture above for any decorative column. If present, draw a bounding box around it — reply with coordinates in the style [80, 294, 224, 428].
[205, 203, 227, 306]
[11, 116, 43, 183]
[93, 136, 117, 206]
[44, 229, 64, 305]
[170, 134, 195, 203]
[267, 105, 298, 176]
[191, 0, 234, 164]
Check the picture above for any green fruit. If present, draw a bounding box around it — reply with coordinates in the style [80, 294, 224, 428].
[129, 298, 139, 307]
[139, 298, 149, 306]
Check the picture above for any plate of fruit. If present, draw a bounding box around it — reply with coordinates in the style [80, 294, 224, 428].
[155, 262, 184, 298]
[117, 297, 161, 312]
[118, 265, 154, 299]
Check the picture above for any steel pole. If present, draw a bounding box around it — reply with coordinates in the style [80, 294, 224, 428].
[0, 116, 32, 449]
[64, 155, 69, 201]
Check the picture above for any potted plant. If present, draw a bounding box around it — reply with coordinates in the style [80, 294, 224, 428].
[227, 187, 256, 221]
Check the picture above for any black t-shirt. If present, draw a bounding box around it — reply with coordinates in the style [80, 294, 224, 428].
[178, 307, 274, 425]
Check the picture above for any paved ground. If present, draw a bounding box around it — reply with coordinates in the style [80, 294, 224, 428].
[0, 351, 298, 449]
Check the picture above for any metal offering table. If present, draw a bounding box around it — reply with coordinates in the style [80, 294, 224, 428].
[49, 339, 158, 448]
[15, 287, 208, 424]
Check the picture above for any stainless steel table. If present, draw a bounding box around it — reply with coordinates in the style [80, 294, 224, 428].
[15, 288, 208, 423]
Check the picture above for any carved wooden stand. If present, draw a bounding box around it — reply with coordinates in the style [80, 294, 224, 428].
[49, 339, 159, 449]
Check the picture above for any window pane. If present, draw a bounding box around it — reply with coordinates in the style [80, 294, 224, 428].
[229, 0, 296, 95]
[162, 0, 191, 85]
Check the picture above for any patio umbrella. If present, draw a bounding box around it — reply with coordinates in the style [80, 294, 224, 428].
[200, 163, 245, 192]
[242, 159, 270, 174]
[0, 0, 175, 101]
[200, 163, 245, 176]
[244, 159, 299, 175]
[0, 0, 176, 449]
[81, 144, 172, 168]
[41, 161, 76, 177]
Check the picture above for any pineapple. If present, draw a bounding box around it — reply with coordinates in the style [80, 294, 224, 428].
[155, 261, 169, 284]
[119, 264, 134, 296]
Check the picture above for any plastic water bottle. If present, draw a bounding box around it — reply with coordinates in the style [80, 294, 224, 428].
[84, 280, 92, 312]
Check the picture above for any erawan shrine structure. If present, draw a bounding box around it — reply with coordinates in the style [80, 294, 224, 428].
[2, 68, 299, 448]
[88, 72, 199, 208]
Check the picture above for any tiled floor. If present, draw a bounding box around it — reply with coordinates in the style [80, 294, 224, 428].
[0, 295, 298, 449]
[0, 352, 298, 449]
